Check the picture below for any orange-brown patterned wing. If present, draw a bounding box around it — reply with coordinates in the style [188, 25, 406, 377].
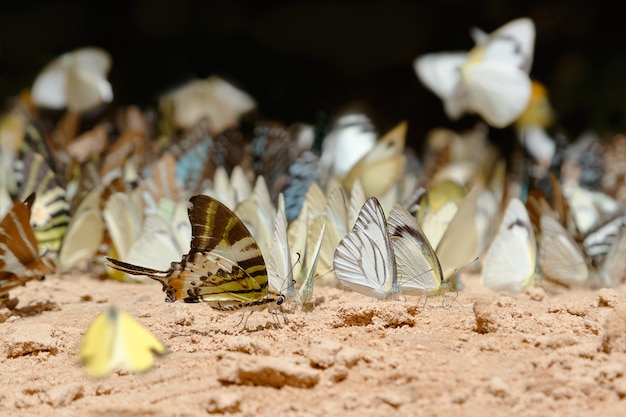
[0, 194, 54, 295]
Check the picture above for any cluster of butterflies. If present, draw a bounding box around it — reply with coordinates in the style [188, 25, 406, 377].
[1, 17, 625, 378]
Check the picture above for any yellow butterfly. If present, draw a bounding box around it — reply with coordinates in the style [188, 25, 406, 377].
[78, 306, 165, 378]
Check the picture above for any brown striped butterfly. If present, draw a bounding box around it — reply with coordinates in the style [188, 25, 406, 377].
[107, 195, 283, 313]
[0, 193, 55, 295]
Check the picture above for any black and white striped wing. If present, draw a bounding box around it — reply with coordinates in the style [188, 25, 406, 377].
[333, 197, 397, 299]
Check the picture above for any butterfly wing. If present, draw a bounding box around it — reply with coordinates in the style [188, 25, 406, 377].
[436, 184, 481, 280]
[414, 52, 468, 109]
[299, 221, 326, 307]
[333, 198, 398, 299]
[79, 307, 165, 378]
[482, 199, 537, 292]
[388, 204, 445, 296]
[31, 58, 67, 109]
[0, 194, 54, 295]
[599, 225, 626, 287]
[473, 18, 535, 72]
[462, 62, 532, 128]
[267, 194, 295, 300]
[59, 208, 104, 270]
[343, 122, 407, 198]
[539, 215, 588, 286]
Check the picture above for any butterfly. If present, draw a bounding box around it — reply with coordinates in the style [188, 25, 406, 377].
[31, 47, 113, 112]
[538, 215, 588, 287]
[57, 186, 102, 270]
[343, 121, 407, 198]
[107, 195, 283, 312]
[414, 18, 535, 128]
[333, 197, 399, 299]
[0, 193, 55, 295]
[78, 306, 165, 378]
[482, 198, 538, 292]
[159, 76, 256, 134]
[14, 152, 70, 255]
[595, 224, 626, 288]
[390, 185, 481, 296]
[267, 194, 296, 305]
[319, 113, 377, 182]
[583, 213, 626, 261]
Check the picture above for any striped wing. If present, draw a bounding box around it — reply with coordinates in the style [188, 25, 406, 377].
[107, 195, 269, 305]
[333, 197, 398, 299]
[387, 204, 446, 296]
[0, 194, 54, 295]
[15, 152, 70, 254]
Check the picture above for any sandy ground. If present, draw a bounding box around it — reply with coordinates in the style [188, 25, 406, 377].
[1, 272, 626, 417]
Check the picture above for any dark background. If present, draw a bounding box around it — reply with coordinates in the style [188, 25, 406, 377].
[0, 0, 622, 148]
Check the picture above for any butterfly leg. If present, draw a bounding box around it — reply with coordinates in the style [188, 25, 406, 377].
[241, 312, 254, 330]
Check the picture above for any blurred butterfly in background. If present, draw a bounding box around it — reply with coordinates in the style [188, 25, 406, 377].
[538, 215, 588, 287]
[122, 198, 191, 282]
[14, 152, 70, 255]
[0, 194, 55, 296]
[342, 121, 407, 199]
[58, 188, 104, 271]
[319, 113, 377, 183]
[78, 306, 165, 378]
[482, 198, 538, 292]
[414, 18, 535, 128]
[159, 75, 256, 135]
[31, 47, 113, 113]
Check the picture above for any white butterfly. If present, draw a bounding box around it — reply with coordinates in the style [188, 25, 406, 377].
[299, 221, 326, 307]
[160, 76, 256, 134]
[539, 215, 588, 286]
[32, 47, 113, 112]
[482, 198, 538, 292]
[319, 113, 377, 181]
[267, 194, 296, 303]
[389, 185, 481, 296]
[388, 204, 449, 296]
[414, 18, 535, 128]
[267, 193, 326, 309]
[333, 197, 399, 299]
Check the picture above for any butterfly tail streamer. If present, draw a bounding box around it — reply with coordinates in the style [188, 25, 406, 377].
[106, 257, 170, 280]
